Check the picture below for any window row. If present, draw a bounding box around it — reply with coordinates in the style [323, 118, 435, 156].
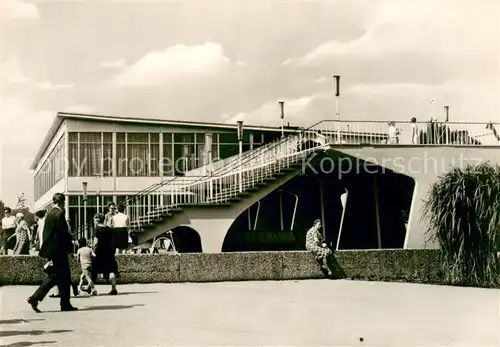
[69, 132, 112, 177]
[34, 136, 65, 200]
[66, 131, 279, 177]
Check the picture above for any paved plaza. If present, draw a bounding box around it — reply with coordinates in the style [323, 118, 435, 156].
[1, 280, 499, 346]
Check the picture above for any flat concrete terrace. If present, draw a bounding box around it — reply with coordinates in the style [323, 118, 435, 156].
[1, 280, 499, 347]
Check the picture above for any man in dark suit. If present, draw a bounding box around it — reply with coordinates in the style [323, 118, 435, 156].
[28, 193, 77, 312]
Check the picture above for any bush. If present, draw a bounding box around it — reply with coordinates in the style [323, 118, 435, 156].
[423, 163, 500, 287]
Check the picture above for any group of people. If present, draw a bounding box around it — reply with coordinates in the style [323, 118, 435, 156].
[15, 192, 331, 312]
[26, 194, 130, 313]
[1, 207, 41, 255]
[385, 117, 420, 145]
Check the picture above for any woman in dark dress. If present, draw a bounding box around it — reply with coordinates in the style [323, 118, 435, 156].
[91, 213, 118, 295]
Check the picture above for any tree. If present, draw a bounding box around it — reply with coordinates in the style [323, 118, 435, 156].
[16, 193, 27, 210]
[423, 163, 500, 287]
[12, 193, 35, 227]
[0, 200, 4, 220]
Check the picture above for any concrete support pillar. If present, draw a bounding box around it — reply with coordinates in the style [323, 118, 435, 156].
[404, 182, 437, 249]
[189, 219, 234, 253]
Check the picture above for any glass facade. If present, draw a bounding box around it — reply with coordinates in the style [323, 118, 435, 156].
[68, 195, 116, 233]
[34, 136, 65, 200]
[68, 132, 112, 177]
[116, 133, 160, 177]
[65, 130, 279, 178]
[53, 129, 284, 234]
[163, 132, 219, 175]
[68, 194, 158, 234]
[36, 129, 281, 206]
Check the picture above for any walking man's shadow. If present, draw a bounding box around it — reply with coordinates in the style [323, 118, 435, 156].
[45, 303, 144, 313]
[79, 304, 144, 311]
[0, 329, 71, 338]
[1, 341, 56, 347]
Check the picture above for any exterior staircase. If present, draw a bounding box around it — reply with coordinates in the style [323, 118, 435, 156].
[124, 127, 328, 247]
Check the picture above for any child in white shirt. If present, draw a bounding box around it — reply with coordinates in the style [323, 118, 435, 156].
[77, 237, 97, 295]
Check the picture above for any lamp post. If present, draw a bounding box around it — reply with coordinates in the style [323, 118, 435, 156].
[82, 181, 88, 240]
[205, 133, 213, 199]
[96, 174, 101, 214]
[237, 120, 243, 193]
[333, 75, 340, 143]
[279, 101, 285, 139]
[183, 144, 189, 173]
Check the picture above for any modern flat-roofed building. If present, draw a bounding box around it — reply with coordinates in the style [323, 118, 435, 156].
[31, 112, 303, 231]
[34, 112, 495, 254]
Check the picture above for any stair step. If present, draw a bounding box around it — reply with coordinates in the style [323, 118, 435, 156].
[142, 212, 172, 220]
[185, 202, 232, 207]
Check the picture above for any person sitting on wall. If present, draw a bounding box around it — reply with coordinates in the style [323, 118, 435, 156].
[305, 219, 334, 277]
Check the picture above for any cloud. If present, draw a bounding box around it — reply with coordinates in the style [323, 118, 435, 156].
[37, 81, 75, 91]
[60, 104, 99, 114]
[99, 59, 126, 68]
[285, 1, 499, 67]
[344, 79, 500, 122]
[226, 77, 499, 130]
[1, 0, 39, 20]
[225, 92, 330, 126]
[0, 98, 54, 206]
[2, 60, 74, 91]
[0, 98, 54, 145]
[108, 42, 231, 87]
[315, 77, 328, 84]
[236, 61, 246, 67]
[1, 59, 32, 83]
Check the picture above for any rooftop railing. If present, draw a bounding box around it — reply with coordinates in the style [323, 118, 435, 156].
[310, 120, 500, 146]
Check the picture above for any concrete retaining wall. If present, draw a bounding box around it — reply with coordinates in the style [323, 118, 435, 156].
[0, 250, 444, 286]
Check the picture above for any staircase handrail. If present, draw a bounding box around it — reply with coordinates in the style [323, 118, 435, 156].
[73, 121, 327, 235]
[142, 134, 324, 213]
[132, 120, 326, 200]
[152, 123, 327, 196]
[207, 120, 325, 177]
[123, 125, 310, 205]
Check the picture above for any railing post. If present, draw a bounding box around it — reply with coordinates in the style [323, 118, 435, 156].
[82, 181, 88, 240]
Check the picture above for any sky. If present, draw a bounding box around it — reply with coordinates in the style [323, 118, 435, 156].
[0, 0, 499, 208]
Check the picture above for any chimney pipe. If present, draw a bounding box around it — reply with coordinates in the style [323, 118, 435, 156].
[444, 106, 449, 122]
